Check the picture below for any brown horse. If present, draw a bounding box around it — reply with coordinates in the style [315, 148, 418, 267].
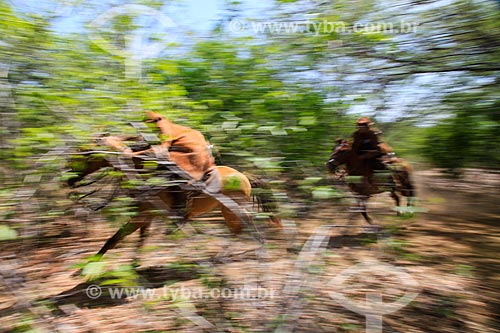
[327, 141, 415, 223]
[67, 146, 282, 266]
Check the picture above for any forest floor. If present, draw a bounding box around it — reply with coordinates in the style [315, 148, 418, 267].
[1, 168, 499, 333]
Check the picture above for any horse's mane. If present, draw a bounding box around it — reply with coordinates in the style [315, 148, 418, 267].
[334, 139, 352, 150]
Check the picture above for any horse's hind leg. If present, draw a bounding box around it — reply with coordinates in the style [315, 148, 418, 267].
[406, 185, 416, 206]
[397, 171, 415, 206]
[221, 206, 244, 234]
[139, 224, 149, 248]
[132, 222, 151, 267]
[390, 190, 401, 215]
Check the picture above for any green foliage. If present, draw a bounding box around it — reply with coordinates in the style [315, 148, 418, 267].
[453, 264, 475, 278]
[81, 260, 108, 279]
[167, 40, 352, 171]
[0, 225, 18, 240]
[423, 95, 500, 169]
[222, 175, 242, 191]
[311, 186, 340, 200]
[102, 196, 139, 224]
[0, 0, 498, 184]
[99, 264, 139, 286]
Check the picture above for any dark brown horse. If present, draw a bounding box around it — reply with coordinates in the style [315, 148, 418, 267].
[67, 146, 282, 268]
[327, 141, 415, 223]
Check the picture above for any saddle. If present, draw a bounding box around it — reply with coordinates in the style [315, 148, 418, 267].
[201, 167, 222, 194]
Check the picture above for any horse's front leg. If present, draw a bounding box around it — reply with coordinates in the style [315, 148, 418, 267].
[358, 195, 373, 224]
[96, 221, 144, 257]
[72, 219, 145, 277]
[360, 208, 373, 225]
[361, 212, 372, 224]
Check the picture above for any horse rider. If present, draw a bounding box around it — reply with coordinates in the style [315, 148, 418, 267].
[351, 117, 388, 173]
[100, 111, 218, 220]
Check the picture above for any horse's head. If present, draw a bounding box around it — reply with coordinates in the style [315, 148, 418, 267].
[66, 146, 112, 188]
[326, 140, 352, 172]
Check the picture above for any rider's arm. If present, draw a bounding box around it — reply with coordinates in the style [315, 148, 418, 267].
[100, 136, 132, 153]
[116, 134, 142, 141]
[371, 131, 381, 145]
[160, 138, 173, 150]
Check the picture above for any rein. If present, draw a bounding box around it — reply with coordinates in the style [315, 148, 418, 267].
[69, 169, 110, 188]
[66, 150, 123, 156]
[69, 169, 121, 211]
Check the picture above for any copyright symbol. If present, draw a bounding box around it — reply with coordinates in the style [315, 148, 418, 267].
[228, 19, 245, 33]
[86, 285, 102, 299]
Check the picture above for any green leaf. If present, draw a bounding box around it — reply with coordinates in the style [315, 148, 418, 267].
[82, 261, 107, 278]
[312, 186, 340, 200]
[0, 225, 18, 241]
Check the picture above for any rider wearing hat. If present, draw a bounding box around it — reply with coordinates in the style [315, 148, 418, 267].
[141, 111, 216, 181]
[351, 117, 386, 171]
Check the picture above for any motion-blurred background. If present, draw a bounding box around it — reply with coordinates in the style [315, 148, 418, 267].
[1, 1, 499, 332]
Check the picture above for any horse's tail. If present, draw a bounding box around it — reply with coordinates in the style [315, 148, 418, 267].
[245, 173, 282, 228]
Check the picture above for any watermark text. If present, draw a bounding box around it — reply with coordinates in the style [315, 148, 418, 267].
[229, 19, 418, 36]
[86, 284, 277, 301]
